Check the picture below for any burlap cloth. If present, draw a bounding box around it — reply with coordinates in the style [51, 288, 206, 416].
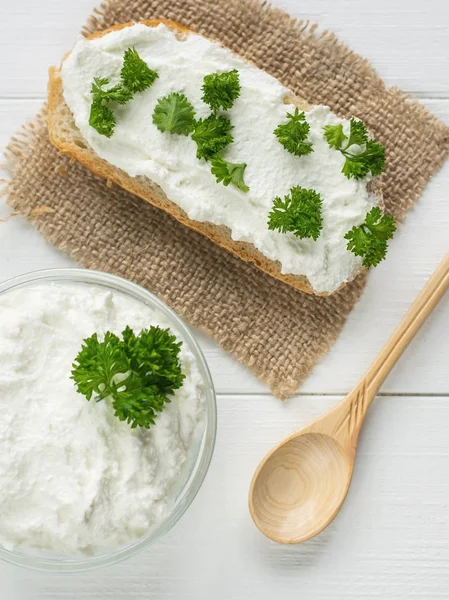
[3, 0, 449, 398]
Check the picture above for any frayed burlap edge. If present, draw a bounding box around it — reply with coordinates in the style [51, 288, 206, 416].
[1, 109, 55, 224]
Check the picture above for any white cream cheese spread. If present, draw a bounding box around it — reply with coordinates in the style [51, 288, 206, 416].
[0, 282, 206, 556]
[61, 23, 379, 293]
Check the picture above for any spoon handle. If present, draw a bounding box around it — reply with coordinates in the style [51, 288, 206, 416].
[332, 252, 449, 451]
[363, 252, 449, 397]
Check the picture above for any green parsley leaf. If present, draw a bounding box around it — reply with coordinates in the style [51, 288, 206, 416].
[152, 92, 196, 135]
[120, 47, 159, 93]
[71, 331, 129, 401]
[323, 122, 345, 149]
[268, 186, 323, 240]
[323, 117, 385, 180]
[341, 140, 385, 180]
[274, 108, 313, 157]
[89, 77, 133, 137]
[71, 326, 185, 429]
[89, 99, 116, 138]
[210, 155, 249, 192]
[202, 69, 241, 112]
[344, 206, 396, 268]
[91, 77, 133, 105]
[192, 114, 234, 160]
[345, 118, 369, 148]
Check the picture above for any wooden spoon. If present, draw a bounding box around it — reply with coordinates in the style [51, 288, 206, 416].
[249, 252, 449, 544]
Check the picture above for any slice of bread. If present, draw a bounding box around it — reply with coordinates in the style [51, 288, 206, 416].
[48, 19, 381, 296]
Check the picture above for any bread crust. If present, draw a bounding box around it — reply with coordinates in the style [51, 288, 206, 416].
[47, 19, 381, 296]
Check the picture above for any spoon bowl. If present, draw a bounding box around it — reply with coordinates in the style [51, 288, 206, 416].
[250, 433, 353, 543]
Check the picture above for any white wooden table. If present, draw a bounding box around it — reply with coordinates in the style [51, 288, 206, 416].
[0, 0, 448, 597]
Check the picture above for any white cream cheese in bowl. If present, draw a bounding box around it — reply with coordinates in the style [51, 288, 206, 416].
[0, 269, 216, 572]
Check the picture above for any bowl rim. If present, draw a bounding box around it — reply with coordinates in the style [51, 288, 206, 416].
[0, 268, 217, 572]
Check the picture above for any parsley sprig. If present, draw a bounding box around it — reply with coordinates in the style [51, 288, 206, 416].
[345, 206, 396, 268]
[274, 108, 313, 157]
[202, 69, 241, 112]
[211, 155, 249, 192]
[89, 78, 133, 137]
[153, 93, 196, 135]
[71, 326, 185, 429]
[120, 48, 158, 93]
[323, 118, 385, 180]
[192, 114, 234, 160]
[91, 77, 133, 105]
[89, 48, 158, 138]
[268, 186, 323, 240]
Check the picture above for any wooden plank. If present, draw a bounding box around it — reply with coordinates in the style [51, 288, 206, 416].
[1, 99, 448, 396]
[0, 0, 448, 97]
[1, 395, 449, 597]
[276, 0, 449, 97]
[0, 0, 97, 98]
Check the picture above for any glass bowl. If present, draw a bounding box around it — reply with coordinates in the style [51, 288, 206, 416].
[0, 268, 217, 572]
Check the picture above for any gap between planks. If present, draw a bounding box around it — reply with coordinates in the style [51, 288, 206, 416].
[216, 392, 449, 398]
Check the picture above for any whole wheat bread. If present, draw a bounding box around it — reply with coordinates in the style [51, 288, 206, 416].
[47, 19, 382, 296]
